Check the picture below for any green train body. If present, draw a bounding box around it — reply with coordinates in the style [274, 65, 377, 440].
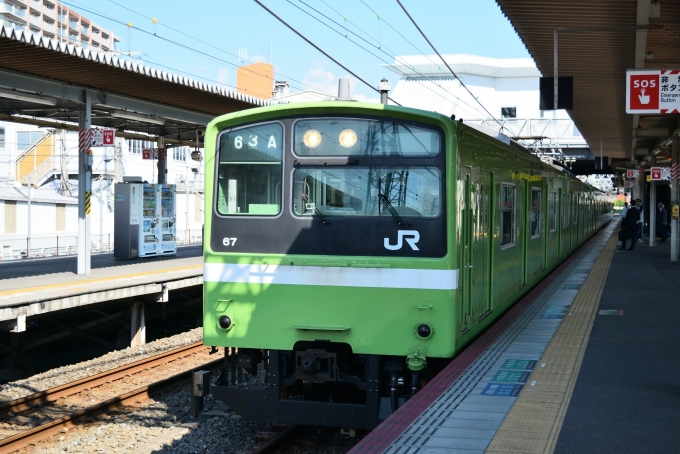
[203, 102, 612, 428]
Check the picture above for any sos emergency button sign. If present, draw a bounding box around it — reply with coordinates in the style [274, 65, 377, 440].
[626, 69, 680, 114]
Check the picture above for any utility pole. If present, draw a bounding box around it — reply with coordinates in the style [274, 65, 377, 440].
[27, 175, 31, 257]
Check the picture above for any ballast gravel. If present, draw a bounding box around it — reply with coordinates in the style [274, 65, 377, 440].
[2, 328, 354, 454]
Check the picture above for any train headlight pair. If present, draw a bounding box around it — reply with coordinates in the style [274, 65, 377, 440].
[303, 129, 357, 149]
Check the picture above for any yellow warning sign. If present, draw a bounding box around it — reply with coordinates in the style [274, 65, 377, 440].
[85, 191, 91, 215]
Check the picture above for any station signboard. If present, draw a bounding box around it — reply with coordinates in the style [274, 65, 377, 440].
[90, 128, 115, 147]
[626, 69, 680, 114]
[624, 181, 634, 188]
[626, 169, 640, 178]
[142, 148, 166, 160]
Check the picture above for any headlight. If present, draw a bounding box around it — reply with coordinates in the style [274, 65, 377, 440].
[338, 129, 357, 148]
[303, 129, 322, 148]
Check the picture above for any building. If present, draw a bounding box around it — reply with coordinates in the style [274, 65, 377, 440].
[383, 54, 603, 175]
[0, 0, 120, 52]
[237, 62, 275, 100]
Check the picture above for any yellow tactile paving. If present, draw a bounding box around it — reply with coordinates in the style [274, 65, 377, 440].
[486, 230, 618, 454]
[0, 263, 202, 297]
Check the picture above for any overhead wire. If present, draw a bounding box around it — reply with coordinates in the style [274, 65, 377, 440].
[102, 0, 318, 92]
[60, 0, 309, 93]
[304, 0, 491, 119]
[395, 0, 502, 126]
[253, 0, 402, 105]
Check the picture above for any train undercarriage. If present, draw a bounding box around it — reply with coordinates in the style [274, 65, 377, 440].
[211, 341, 446, 429]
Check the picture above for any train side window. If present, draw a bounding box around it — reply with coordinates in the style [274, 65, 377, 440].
[562, 193, 569, 227]
[500, 184, 515, 248]
[549, 192, 557, 232]
[572, 193, 578, 225]
[530, 188, 541, 238]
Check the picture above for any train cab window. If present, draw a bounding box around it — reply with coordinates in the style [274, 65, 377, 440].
[500, 184, 515, 247]
[215, 122, 283, 216]
[292, 166, 441, 218]
[293, 118, 440, 157]
[549, 192, 557, 232]
[530, 188, 541, 238]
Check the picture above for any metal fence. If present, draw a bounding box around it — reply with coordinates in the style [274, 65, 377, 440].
[0, 230, 203, 260]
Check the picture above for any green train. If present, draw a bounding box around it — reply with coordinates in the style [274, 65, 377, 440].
[202, 102, 612, 429]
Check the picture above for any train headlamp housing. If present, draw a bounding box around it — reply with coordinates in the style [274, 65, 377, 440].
[217, 315, 234, 331]
[338, 129, 358, 148]
[415, 323, 434, 340]
[303, 129, 322, 148]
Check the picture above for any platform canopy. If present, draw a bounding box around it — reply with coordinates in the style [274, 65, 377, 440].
[495, 0, 680, 174]
[0, 26, 269, 145]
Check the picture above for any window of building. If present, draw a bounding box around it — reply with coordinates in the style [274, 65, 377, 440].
[17, 131, 44, 152]
[501, 184, 515, 247]
[173, 147, 187, 161]
[501, 107, 517, 119]
[530, 188, 541, 238]
[4, 201, 17, 234]
[549, 192, 557, 231]
[56, 203, 66, 231]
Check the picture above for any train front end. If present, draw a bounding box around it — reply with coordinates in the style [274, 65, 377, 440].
[203, 103, 456, 428]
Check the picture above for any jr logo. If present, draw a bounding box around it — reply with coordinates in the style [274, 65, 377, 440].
[384, 230, 420, 251]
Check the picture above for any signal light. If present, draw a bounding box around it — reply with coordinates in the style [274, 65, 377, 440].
[218, 315, 232, 330]
[416, 323, 433, 339]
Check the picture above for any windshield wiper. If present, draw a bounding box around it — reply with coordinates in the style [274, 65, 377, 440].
[379, 194, 407, 227]
[302, 194, 329, 225]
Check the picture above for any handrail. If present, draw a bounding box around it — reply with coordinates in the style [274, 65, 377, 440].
[21, 155, 60, 186]
[14, 130, 53, 164]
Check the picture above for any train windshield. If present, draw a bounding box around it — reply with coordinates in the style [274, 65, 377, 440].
[292, 167, 441, 218]
[294, 118, 440, 157]
[216, 122, 283, 216]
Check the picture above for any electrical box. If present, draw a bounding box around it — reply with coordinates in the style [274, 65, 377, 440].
[114, 181, 177, 259]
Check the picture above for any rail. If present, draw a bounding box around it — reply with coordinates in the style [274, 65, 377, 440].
[0, 342, 224, 453]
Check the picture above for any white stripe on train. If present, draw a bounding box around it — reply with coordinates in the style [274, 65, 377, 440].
[204, 263, 459, 290]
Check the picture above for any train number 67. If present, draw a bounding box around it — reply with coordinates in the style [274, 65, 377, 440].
[222, 237, 238, 246]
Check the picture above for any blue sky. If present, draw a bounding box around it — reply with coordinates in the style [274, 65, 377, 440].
[64, 0, 531, 103]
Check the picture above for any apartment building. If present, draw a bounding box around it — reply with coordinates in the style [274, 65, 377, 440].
[0, 0, 120, 52]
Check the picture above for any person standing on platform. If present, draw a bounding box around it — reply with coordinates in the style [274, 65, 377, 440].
[621, 201, 629, 220]
[657, 203, 669, 242]
[621, 201, 640, 250]
[636, 199, 644, 242]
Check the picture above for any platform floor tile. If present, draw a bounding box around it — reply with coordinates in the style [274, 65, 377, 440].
[383, 223, 617, 454]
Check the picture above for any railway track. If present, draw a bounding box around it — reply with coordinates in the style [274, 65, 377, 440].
[0, 342, 223, 454]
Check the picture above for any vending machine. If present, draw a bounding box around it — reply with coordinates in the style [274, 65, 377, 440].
[158, 184, 177, 255]
[114, 179, 176, 259]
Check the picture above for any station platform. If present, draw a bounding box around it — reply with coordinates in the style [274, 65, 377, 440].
[351, 222, 680, 454]
[0, 246, 202, 327]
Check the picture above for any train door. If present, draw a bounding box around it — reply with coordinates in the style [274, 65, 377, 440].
[557, 188, 563, 258]
[472, 170, 492, 319]
[520, 179, 528, 287]
[461, 167, 473, 333]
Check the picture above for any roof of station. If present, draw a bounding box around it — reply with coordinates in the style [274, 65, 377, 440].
[495, 0, 680, 173]
[383, 54, 541, 78]
[0, 26, 268, 144]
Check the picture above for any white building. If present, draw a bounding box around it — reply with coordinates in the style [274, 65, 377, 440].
[0, 0, 120, 51]
[383, 54, 588, 156]
[0, 126, 205, 259]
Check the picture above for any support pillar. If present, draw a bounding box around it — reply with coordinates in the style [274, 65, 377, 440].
[0, 330, 34, 383]
[671, 135, 679, 262]
[157, 136, 166, 184]
[649, 155, 657, 248]
[130, 301, 146, 347]
[78, 91, 92, 275]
